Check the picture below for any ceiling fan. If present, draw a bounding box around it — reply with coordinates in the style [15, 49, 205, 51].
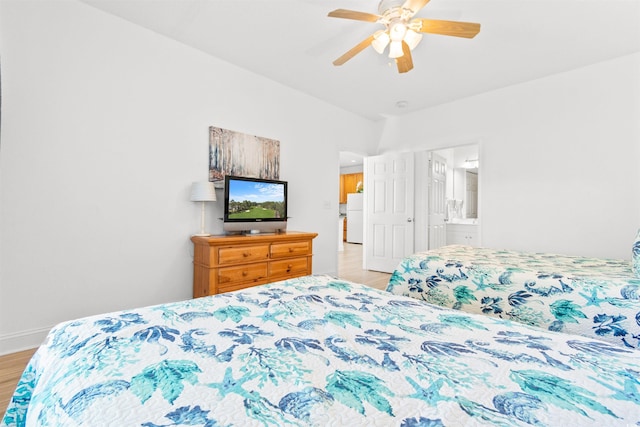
[328, 0, 480, 73]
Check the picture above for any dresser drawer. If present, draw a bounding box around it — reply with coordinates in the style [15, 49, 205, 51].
[218, 245, 269, 265]
[270, 241, 311, 259]
[218, 263, 268, 284]
[191, 232, 317, 297]
[270, 257, 309, 278]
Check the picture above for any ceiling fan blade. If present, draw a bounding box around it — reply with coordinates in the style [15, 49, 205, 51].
[415, 19, 481, 38]
[333, 34, 376, 66]
[328, 9, 381, 23]
[402, 0, 431, 16]
[396, 41, 414, 73]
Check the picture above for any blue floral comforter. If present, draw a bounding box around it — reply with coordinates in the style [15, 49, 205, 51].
[387, 245, 640, 349]
[3, 275, 640, 426]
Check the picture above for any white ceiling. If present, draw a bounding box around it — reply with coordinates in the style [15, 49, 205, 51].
[80, 0, 640, 121]
[339, 151, 366, 168]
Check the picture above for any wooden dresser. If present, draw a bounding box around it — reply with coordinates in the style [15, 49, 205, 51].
[191, 231, 318, 297]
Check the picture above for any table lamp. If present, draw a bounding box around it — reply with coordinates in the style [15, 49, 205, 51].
[190, 181, 216, 236]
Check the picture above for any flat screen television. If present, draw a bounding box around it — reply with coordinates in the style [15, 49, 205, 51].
[223, 175, 288, 234]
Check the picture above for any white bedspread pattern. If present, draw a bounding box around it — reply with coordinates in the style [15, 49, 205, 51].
[2, 275, 640, 426]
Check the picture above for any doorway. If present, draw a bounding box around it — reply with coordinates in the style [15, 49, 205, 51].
[338, 144, 480, 278]
[339, 151, 365, 247]
[417, 143, 480, 252]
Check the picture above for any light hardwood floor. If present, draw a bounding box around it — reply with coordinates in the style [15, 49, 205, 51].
[0, 243, 390, 420]
[338, 242, 392, 290]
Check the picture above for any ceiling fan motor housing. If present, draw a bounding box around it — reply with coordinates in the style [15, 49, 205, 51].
[378, 0, 405, 15]
[378, 0, 415, 28]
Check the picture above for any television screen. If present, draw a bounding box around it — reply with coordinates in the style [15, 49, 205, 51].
[223, 176, 287, 233]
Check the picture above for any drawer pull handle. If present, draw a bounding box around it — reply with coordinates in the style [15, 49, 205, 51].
[243, 252, 250, 257]
[289, 248, 294, 252]
[242, 271, 248, 276]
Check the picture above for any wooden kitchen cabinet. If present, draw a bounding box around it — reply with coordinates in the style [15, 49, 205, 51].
[343, 217, 347, 241]
[191, 231, 317, 297]
[339, 172, 363, 204]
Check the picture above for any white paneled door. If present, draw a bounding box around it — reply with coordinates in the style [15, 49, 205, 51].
[363, 152, 415, 273]
[428, 152, 447, 249]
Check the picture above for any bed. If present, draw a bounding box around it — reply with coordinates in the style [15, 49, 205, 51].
[386, 245, 640, 349]
[3, 274, 640, 426]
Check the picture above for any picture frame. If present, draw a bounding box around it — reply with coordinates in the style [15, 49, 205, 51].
[209, 126, 280, 182]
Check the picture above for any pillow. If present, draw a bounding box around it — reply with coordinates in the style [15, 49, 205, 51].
[633, 228, 640, 277]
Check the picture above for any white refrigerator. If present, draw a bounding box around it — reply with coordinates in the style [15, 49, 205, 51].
[346, 193, 363, 244]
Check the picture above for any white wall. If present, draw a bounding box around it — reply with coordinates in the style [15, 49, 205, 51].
[379, 53, 640, 259]
[0, 0, 376, 354]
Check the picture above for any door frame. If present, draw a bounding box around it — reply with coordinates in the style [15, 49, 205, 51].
[414, 141, 482, 252]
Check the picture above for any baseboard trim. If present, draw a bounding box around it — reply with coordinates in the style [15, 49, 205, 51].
[0, 326, 52, 356]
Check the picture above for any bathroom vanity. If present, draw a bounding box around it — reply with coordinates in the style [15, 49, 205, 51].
[446, 220, 479, 246]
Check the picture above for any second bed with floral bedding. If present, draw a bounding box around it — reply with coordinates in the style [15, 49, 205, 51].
[386, 245, 640, 349]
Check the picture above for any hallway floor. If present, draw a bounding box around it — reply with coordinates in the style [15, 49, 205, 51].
[337, 243, 391, 291]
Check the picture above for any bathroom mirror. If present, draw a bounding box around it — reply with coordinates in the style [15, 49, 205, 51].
[452, 167, 478, 219]
[432, 144, 479, 222]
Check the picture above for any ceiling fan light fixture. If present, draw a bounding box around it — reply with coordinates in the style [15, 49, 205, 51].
[388, 20, 407, 41]
[372, 30, 390, 54]
[388, 40, 404, 58]
[403, 29, 422, 50]
[327, 2, 481, 74]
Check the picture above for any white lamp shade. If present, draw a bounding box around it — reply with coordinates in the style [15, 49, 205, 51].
[372, 30, 390, 54]
[190, 181, 216, 202]
[388, 41, 404, 58]
[403, 29, 423, 50]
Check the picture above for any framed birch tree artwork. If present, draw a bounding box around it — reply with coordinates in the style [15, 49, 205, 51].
[209, 126, 280, 182]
